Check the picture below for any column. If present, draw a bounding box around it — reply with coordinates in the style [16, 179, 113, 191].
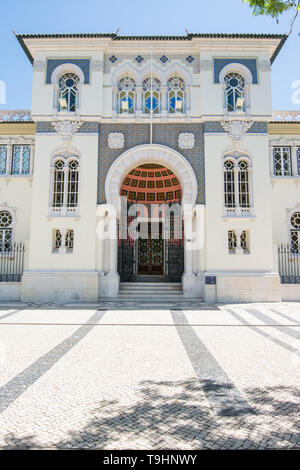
[108, 214, 118, 274]
[185, 86, 191, 117]
[112, 86, 117, 118]
[269, 146, 274, 176]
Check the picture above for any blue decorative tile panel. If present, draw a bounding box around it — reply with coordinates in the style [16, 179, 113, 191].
[46, 59, 90, 84]
[135, 55, 144, 63]
[97, 124, 205, 205]
[109, 55, 118, 63]
[214, 58, 258, 84]
[247, 121, 268, 133]
[205, 276, 216, 285]
[186, 55, 194, 63]
[36, 121, 99, 134]
[160, 55, 168, 63]
[204, 121, 268, 134]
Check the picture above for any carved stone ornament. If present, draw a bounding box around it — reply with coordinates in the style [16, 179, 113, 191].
[52, 120, 83, 145]
[178, 132, 195, 149]
[220, 120, 253, 142]
[108, 132, 125, 149]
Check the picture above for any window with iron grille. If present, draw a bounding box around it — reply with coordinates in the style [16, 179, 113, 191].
[0, 211, 13, 253]
[228, 230, 248, 254]
[0, 146, 7, 174]
[167, 76, 185, 114]
[290, 212, 300, 253]
[224, 160, 235, 208]
[142, 77, 161, 114]
[67, 160, 79, 207]
[52, 160, 65, 207]
[11, 146, 30, 175]
[117, 77, 136, 114]
[273, 147, 291, 176]
[238, 160, 250, 208]
[228, 230, 237, 253]
[54, 229, 74, 251]
[224, 72, 245, 112]
[58, 73, 79, 112]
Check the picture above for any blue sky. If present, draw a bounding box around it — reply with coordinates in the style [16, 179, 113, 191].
[0, 0, 299, 110]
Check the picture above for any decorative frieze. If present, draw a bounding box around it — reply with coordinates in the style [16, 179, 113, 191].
[108, 132, 125, 149]
[220, 120, 253, 142]
[52, 120, 83, 144]
[178, 132, 195, 149]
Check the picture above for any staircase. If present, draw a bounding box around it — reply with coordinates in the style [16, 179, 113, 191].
[117, 281, 203, 307]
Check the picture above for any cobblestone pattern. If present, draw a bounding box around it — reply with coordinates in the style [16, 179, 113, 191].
[0, 303, 299, 449]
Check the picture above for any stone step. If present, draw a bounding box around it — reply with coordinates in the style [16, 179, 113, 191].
[120, 282, 181, 288]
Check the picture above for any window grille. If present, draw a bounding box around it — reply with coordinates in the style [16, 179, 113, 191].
[224, 72, 245, 112]
[53, 160, 65, 207]
[58, 73, 79, 112]
[0, 146, 7, 174]
[238, 160, 250, 208]
[228, 230, 237, 253]
[142, 78, 161, 114]
[11, 146, 30, 175]
[290, 212, 300, 253]
[0, 211, 13, 253]
[117, 77, 136, 114]
[224, 160, 235, 209]
[67, 160, 79, 207]
[54, 229, 74, 251]
[167, 76, 185, 113]
[273, 147, 291, 176]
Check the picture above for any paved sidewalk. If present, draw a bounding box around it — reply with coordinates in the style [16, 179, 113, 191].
[0, 302, 299, 449]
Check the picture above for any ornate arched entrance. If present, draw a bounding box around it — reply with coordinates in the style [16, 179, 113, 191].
[98, 144, 198, 296]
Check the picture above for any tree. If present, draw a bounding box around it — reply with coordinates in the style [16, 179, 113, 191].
[243, 0, 300, 32]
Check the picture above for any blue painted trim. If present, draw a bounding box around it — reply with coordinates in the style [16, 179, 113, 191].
[46, 59, 90, 84]
[214, 58, 258, 84]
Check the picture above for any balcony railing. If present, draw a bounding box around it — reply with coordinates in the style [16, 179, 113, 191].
[0, 242, 25, 282]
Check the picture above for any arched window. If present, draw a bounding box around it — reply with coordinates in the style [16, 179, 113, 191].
[58, 73, 79, 112]
[142, 78, 161, 114]
[167, 76, 185, 113]
[53, 160, 65, 208]
[0, 210, 13, 252]
[224, 157, 251, 214]
[224, 160, 235, 209]
[238, 160, 250, 208]
[290, 212, 300, 253]
[51, 158, 79, 213]
[224, 72, 245, 112]
[117, 77, 136, 114]
[67, 160, 79, 208]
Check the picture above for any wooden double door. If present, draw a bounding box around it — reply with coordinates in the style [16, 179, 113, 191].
[138, 222, 164, 275]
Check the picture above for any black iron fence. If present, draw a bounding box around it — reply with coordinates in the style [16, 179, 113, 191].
[278, 244, 300, 284]
[0, 242, 25, 282]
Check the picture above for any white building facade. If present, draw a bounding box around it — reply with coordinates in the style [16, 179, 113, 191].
[0, 32, 299, 304]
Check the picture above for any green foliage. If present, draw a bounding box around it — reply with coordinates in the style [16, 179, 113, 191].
[243, 0, 300, 19]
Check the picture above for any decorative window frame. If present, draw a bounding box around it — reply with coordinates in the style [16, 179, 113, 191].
[51, 63, 84, 117]
[0, 137, 34, 178]
[228, 229, 250, 255]
[269, 138, 300, 179]
[219, 63, 252, 117]
[116, 75, 137, 115]
[53, 228, 74, 254]
[223, 149, 253, 217]
[287, 206, 300, 255]
[0, 203, 16, 256]
[49, 150, 81, 217]
[111, 60, 192, 119]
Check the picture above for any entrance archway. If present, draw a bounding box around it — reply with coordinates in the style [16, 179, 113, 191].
[119, 163, 183, 279]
